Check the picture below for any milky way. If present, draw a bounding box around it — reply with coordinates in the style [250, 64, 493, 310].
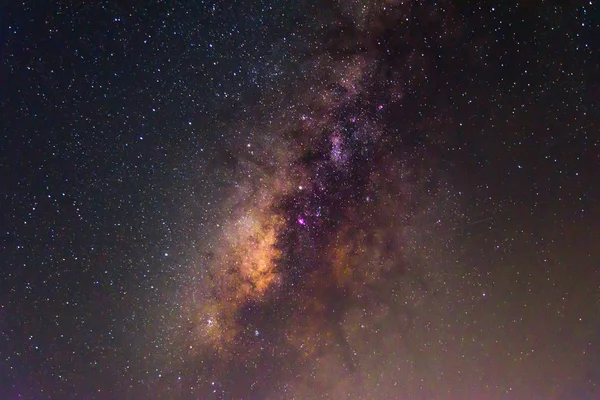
[155, 2, 467, 398]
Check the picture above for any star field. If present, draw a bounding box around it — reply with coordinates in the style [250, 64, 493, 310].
[1, 1, 599, 399]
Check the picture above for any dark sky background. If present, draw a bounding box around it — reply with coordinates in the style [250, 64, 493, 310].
[1, 1, 599, 399]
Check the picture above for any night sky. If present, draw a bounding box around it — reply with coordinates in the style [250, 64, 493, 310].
[1, 1, 599, 399]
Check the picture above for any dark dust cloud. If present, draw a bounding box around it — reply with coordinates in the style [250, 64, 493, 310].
[2, 1, 599, 399]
